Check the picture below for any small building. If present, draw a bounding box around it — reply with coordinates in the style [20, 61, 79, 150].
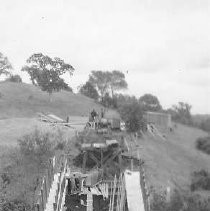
[144, 111, 172, 130]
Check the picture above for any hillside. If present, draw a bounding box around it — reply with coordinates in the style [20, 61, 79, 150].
[1, 81, 210, 193]
[193, 114, 210, 124]
[138, 124, 210, 191]
[0, 82, 102, 119]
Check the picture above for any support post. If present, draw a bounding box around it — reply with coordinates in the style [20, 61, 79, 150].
[41, 189, 45, 211]
[82, 151, 88, 173]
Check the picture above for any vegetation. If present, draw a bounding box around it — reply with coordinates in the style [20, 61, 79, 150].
[191, 169, 210, 191]
[118, 100, 144, 132]
[0, 52, 12, 77]
[21, 53, 74, 100]
[0, 128, 67, 211]
[139, 93, 162, 111]
[196, 136, 210, 155]
[0, 82, 102, 120]
[199, 118, 210, 132]
[168, 102, 193, 125]
[5, 75, 22, 83]
[151, 189, 210, 211]
[88, 70, 127, 103]
[79, 81, 99, 100]
[108, 70, 128, 98]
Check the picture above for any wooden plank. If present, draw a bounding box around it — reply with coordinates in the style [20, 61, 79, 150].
[89, 152, 100, 166]
[82, 152, 88, 173]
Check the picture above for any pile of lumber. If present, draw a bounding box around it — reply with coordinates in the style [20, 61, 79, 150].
[37, 113, 74, 128]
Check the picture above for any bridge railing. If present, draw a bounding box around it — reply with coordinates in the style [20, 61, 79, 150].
[53, 158, 68, 211]
[34, 155, 64, 211]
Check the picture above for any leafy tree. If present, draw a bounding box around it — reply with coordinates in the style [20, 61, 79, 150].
[109, 70, 128, 97]
[115, 94, 138, 108]
[88, 71, 110, 102]
[102, 93, 116, 108]
[0, 52, 12, 76]
[21, 53, 74, 100]
[63, 83, 73, 92]
[139, 94, 162, 111]
[172, 102, 192, 125]
[5, 74, 22, 83]
[118, 101, 143, 132]
[88, 70, 128, 103]
[79, 81, 99, 100]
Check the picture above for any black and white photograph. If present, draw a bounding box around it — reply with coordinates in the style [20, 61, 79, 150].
[0, 0, 210, 210]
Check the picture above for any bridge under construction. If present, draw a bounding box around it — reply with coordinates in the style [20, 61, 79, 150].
[34, 113, 151, 211]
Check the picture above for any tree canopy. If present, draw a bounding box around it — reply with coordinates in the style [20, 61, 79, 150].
[88, 70, 127, 102]
[109, 70, 128, 97]
[21, 53, 74, 98]
[88, 71, 110, 101]
[171, 102, 192, 125]
[79, 81, 99, 100]
[139, 93, 162, 111]
[0, 52, 12, 76]
[118, 101, 144, 132]
[6, 74, 22, 83]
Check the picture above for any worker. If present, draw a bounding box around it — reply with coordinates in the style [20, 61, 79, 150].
[91, 109, 97, 121]
[67, 178, 72, 194]
[101, 108, 105, 118]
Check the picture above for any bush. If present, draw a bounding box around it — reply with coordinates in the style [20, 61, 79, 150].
[118, 101, 144, 132]
[151, 189, 210, 211]
[191, 170, 210, 191]
[5, 75, 22, 83]
[0, 128, 68, 210]
[18, 129, 54, 165]
[79, 81, 99, 101]
[196, 136, 210, 155]
[1, 199, 31, 211]
[200, 118, 210, 132]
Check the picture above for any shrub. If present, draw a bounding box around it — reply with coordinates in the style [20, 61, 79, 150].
[1, 199, 31, 211]
[79, 81, 99, 101]
[191, 170, 210, 191]
[196, 136, 210, 155]
[18, 129, 54, 165]
[151, 189, 210, 211]
[5, 75, 22, 83]
[118, 101, 144, 132]
[200, 118, 210, 132]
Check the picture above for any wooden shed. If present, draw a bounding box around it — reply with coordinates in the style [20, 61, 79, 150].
[144, 111, 172, 130]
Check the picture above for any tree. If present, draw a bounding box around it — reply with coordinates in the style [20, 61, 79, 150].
[109, 70, 128, 98]
[139, 94, 162, 111]
[5, 74, 22, 83]
[0, 52, 12, 76]
[102, 92, 116, 108]
[88, 71, 110, 102]
[88, 70, 128, 103]
[115, 94, 138, 108]
[79, 81, 99, 100]
[171, 102, 192, 125]
[118, 101, 143, 132]
[21, 53, 74, 100]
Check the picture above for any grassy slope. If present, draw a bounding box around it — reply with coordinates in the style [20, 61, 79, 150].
[0, 82, 102, 119]
[1, 81, 210, 193]
[138, 124, 210, 191]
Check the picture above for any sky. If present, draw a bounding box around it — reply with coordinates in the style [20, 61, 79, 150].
[0, 0, 210, 114]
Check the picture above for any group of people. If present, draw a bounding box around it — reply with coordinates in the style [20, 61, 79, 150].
[90, 108, 105, 122]
[67, 174, 84, 194]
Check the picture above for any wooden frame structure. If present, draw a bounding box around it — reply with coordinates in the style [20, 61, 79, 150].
[81, 140, 122, 177]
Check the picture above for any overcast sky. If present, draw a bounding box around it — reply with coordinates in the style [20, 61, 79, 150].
[0, 0, 210, 114]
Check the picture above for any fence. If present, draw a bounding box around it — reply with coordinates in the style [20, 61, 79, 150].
[34, 155, 66, 211]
